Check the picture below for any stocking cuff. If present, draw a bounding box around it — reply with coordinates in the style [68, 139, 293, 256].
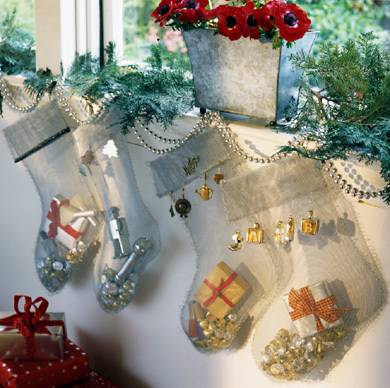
[150, 130, 234, 197]
[3, 101, 76, 163]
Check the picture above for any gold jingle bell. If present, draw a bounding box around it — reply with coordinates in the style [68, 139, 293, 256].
[228, 231, 244, 251]
[195, 173, 213, 201]
[246, 222, 264, 244]
[65, 250, 83, 263]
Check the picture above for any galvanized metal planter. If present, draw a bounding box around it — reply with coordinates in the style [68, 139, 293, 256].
[183, 29, 317, 124]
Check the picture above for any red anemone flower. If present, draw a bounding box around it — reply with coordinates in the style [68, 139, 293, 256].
[216, 5, 245, 41]
[241, 1, 263, 39]
[151, 0, 179, 26]
[273, 2, 311, 42]
[257, 0, 284, 32]
[176, 0, 209, 23]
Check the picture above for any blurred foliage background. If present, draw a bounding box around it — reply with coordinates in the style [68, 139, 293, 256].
[296, 0, 390, 52]
[0, 0, 34, 35]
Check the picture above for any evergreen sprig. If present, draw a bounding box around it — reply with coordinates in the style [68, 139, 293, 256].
[281, 33, 390, 203]
[24, 68, 58, 99]
[0, 9, 35, 75]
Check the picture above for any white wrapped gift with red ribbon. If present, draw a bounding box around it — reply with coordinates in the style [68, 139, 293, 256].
[44, 194, 97, 252]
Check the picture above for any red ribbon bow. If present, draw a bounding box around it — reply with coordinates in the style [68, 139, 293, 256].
[203, 273, 237, 309]
[0, 296, 66, 359]
[47, 199, 82, 240]
[288, 286, 348, 333]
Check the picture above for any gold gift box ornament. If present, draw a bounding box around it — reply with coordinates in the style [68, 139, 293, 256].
[301, 210, 320, 235]
[246, 222, 264, 244]
[195, 261, 250, 319]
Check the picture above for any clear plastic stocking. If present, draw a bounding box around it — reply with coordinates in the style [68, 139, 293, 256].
[3, 101, 102, 293]
[72, 112, 161, 313]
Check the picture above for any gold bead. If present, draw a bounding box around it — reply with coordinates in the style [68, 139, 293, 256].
[206, 312, 217, 322]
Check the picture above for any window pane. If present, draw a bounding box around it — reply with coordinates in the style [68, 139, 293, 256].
[122, 0, 187, 63]
[0, 0, 35, 36]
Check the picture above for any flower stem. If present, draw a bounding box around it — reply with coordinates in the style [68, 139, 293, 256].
[208, 0, 213, 10]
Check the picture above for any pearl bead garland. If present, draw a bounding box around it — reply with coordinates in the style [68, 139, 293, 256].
[0, 76, 40, 113]
[131, 111, 303, 162]
[321, 160, 383, 200]
[0, 78, 386, 202]
[53, 81, 109, 126]
[0, 75, 108, 125]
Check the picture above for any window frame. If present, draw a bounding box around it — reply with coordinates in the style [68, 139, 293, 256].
[4, 0, 126, 76]
[35, 0, 110, 74]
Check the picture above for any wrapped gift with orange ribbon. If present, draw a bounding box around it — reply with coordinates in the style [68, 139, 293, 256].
[195, 261, 250, 319]
[284, 281, 348, 338]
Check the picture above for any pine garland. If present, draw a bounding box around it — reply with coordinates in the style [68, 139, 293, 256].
[0, 12, 194, 131]
[280, 33, 390, 203]
[0, 11, 388, 203]
[64, 43, 194, 131]
[21, 43, 195, 131]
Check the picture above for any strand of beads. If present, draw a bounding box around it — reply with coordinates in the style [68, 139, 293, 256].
[53, 81, 110, 126]
[0, 76, 41, 113]
[130, 113, 212, 155]
[131, 111, 302, 158]
[0, 75, 109, 125]
[322, 160, 384, 200]
[143, 124, 189, 145]
[210, 111, 303, 164]
[208, 113, 386, 200]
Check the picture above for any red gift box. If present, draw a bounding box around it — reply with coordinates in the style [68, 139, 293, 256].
[66, 370, 118, 388]
[0, 339, 89, 388]
[0, 296, 66, 362]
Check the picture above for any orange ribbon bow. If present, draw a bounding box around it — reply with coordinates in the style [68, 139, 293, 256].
[288, 286, 347, 333]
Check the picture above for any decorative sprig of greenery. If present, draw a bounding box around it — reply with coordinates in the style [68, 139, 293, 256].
[24, 68, 58, 99]
[0, 9, 35, 75]
[280, 33, 390, 203]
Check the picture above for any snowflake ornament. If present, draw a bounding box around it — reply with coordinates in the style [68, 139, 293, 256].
[102, 139, 119, 159]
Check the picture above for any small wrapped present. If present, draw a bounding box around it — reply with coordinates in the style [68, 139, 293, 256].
[195, 261, 250, 319]
[0, 339, 89, 388]
[44, 194, 97, 254]
[284, 281, 348, 338]
[0, 295, 66, 361]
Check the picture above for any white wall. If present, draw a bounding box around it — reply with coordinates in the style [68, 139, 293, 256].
[1, 105, 390, 388]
